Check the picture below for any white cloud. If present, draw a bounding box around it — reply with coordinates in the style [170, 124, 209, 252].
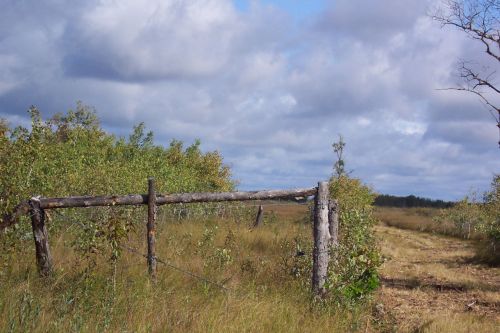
[0, 0, 498, 200]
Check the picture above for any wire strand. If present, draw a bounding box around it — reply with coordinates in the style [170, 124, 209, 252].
[121, 244, 230, 292]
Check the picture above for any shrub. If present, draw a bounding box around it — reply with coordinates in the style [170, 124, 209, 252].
[436, 175, 499, 265]
[327, 176, 381, 305]
[0, 104, 234, 267]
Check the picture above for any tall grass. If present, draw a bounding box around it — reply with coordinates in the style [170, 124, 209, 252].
[374, 207, 460, 236]
[0, 204, 372, 332]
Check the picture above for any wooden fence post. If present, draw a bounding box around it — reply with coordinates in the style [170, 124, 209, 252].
[328, 199, 339, 248]
[147, 178, 157, 281]
[29, 197, 53, 277]
[312, 181, 330, 297]
[253, 205, 264, 228]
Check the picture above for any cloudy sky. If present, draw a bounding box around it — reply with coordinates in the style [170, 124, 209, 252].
[1, 0, 499, 200]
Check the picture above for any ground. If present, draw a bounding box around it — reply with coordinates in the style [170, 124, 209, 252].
[374, 223, 500, 332]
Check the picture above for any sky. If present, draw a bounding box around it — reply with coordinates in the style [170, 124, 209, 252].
[1, 0, 499, 200]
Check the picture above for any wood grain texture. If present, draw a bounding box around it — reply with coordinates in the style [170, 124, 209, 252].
[147, 178, 157, 281]
[38, 188, 317, 209]
[29, 197, 53, 277]
[312, 182, 330, 296]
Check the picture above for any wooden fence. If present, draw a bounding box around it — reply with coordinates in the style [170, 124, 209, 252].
[2, 179, 339, 296]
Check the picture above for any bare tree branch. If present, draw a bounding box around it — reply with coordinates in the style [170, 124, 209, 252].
[433, 0, 500, 147]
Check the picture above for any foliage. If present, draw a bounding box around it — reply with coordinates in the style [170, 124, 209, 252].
[327, 176, 381, 305]
[326, 136, 381, 305]
[374, 194, 454, 208]
[436, 175, 500, 265]
[332, 134, 348, 178]
[0, 103, 234, 267]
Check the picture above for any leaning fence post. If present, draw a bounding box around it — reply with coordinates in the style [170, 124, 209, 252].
[312, 181, 330, 297]
[253, 205, 264, 228]
[29, 197, 53, 277]
[147, 178, 157, 281]
[328, 199, 339, 248]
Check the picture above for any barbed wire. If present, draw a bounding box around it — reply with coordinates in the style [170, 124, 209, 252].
[47, 202, 316, 293]
[50, 209, 231, 292]
[120, 244, 231, 292]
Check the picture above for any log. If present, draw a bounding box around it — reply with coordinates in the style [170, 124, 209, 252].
[328, 199, 339, 248]
[29, 197, 53, 276]
[147, 178, 157, 281]
[312, 182, 330, 297]
[156, 188, 317, 205]
[38, 187, 317, 209]
[40, 194, 147, 209]
[253, 205, 264, 227]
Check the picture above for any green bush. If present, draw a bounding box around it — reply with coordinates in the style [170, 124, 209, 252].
[327, 176, 381, 305]
[0, 103, 234, 265]
[439, 175, 499, 265]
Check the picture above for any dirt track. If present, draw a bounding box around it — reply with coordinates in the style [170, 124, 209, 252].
[374, 224, 500, 332]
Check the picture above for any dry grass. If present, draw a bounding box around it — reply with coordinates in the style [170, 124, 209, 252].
[375, 224, 500, 332]
[0, 203, 371, 333]
[374, 207, 464, 237]
[2, 204, 498, 332]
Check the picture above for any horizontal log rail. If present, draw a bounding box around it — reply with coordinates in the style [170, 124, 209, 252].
[0, 187, 316, 231]
[38, 187, 317, 209]
[0, 180, 338, 298]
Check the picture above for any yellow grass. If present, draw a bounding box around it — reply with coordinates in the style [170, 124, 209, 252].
[375, 224, 500, 332]
[374, 207, 460, 236]
[0, 204, 369, 333]
[1, 204, 498, 332]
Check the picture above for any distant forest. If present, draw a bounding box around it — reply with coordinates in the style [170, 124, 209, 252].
[374, 194, 454, 208]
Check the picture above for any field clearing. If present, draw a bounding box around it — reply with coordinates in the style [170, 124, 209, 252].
[373, 207, 461, 236]
[1, 204, 498, 332]
[0, 203, 373, 333]
[375, 220, 500, 332]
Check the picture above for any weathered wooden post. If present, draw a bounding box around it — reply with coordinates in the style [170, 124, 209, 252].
[29, 197, 53, 277]
[328, 199, 339, 248]
[312, 181, 330, 297]
[147, 178, 157, 281]
[253, 205, 264, 228]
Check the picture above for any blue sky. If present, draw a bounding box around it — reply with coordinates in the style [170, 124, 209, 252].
[234, 0, 327, 19]
[0, 0, 498, 200]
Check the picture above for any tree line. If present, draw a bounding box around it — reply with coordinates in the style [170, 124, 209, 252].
[374, 194, 454, 208]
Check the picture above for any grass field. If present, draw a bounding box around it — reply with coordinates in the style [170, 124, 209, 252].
[375, 224, 499, 332]
[0, 203, 373, 333]
[1, 204, 498, 332]
[373, 207, 459, 236]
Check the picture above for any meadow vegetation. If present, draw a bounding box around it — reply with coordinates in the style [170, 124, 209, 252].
[0, 107, 382, 332]
[436, 176, 499, 265]
[375, 177, 500, 266]
[0, 205, 377, 332]
[4, 106, 495, 332]
[375, 223, 499, 332]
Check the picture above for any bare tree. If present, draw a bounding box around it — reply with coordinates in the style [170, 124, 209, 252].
[432, 0, 500, 147]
